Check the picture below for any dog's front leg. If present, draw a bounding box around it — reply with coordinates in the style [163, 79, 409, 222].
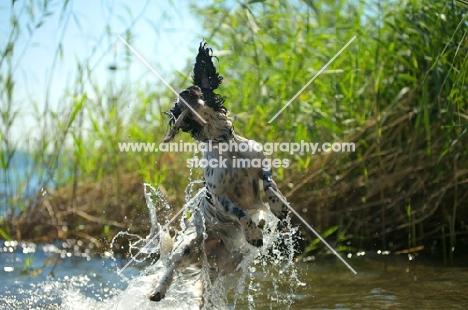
[148, 210, 204, 302]
[262, 170, 289, 219]
[148, 263, 175, 302]
[218, 196, 263, 247]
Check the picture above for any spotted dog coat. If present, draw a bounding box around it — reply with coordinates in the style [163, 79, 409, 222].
[148, 43, 288, 304]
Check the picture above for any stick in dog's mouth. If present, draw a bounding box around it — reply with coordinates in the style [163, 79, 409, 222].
[163, 108, 189, 143]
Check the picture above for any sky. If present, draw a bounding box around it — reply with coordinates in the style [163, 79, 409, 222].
[0, 0, 203, 145]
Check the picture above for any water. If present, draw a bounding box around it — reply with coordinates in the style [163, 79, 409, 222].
[1, 241, 468, 309]
[2, 183, 468, 309]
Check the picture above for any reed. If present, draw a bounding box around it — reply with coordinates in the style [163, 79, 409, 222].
[1, 0, 466, 259]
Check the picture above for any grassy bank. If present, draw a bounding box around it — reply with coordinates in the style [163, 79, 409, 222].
[1, 0, 467, 263]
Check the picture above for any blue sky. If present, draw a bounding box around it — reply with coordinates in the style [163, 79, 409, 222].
[0, 0, 203, 143]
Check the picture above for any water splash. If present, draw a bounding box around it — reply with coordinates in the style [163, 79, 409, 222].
[109, 179, 301, 309]
[231, 213, 304, 309]
[110, 183, 173, 266]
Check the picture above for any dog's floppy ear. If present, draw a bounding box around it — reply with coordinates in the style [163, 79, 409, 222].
[193, 41, 227, 112]
[193, 41, 223, 91]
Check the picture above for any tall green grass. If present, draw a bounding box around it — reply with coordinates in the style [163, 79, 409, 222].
[191, 0, 468, 260]
[1, 0, 466, 260]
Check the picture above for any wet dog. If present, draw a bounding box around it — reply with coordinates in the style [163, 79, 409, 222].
[148, 42, 289, 306]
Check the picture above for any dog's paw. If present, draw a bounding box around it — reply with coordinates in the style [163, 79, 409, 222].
[148, 291, 165, 302]
[246, 224, 264, 248]
[148, 282, 168, 302]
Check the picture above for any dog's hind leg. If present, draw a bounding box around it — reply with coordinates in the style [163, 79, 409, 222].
[262, 170, 289, 219]
[148, 209, 204, 302]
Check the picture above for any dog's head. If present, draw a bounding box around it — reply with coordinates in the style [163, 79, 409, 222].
[163, 42, 233, 143]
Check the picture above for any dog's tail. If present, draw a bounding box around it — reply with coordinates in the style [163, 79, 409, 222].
[193, 41, 226, 112]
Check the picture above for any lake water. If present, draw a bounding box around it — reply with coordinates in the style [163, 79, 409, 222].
[2, 179, 467, 309]
[1, 240, 467, 309]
